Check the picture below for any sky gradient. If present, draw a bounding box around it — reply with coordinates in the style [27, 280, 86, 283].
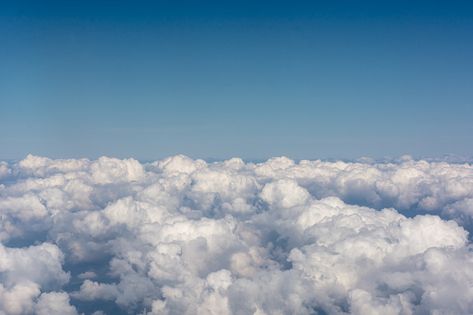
[1, 0, 473, 160]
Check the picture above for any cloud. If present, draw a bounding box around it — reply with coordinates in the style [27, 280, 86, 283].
[0, 242, 73, 315]
[90, 157, 145, 184]
[0, 162, 10, 180]
[1, 155, 473, 314]
[35, 292, 78, 315]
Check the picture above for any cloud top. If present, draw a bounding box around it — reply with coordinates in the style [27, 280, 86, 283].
[1, 155, 473, 314]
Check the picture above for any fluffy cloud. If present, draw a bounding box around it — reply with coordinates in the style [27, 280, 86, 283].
[1, 155, 473, 314]
[35, 292, 78, 315]
[0, 162, 10, 180]
[0, 242, 75, 315]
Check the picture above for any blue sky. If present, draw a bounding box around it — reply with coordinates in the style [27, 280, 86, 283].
[1, 0, 472, 160]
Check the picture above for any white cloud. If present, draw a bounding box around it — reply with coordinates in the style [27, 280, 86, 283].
[260, 179, 310, 208]
[72, 280, 119, 301]
[90, 157, 144, 184]
[35, 292, 79, 315]
[0, 242, 71, 315]
[1, 155, 473, 314]
[0, 281, 40, 315]
[0, 162, 10, 180]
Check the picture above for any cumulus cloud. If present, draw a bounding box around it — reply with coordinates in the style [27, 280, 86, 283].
[0, 242, 74, 315]
[0, 162, 10, 180]
[1, 155, 473, 314]
[35, 292, 78, 315]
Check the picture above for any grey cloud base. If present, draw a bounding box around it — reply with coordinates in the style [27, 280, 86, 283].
[1, 155, 473, 314]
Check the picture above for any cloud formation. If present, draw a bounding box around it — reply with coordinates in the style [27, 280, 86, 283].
[1, 154, 473, 314]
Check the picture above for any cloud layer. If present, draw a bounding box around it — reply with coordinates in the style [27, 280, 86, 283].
[1, 154, 473, 314]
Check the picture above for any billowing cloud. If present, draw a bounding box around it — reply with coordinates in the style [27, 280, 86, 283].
[1, 155, 473, 314]
[35, 292, 78, 315]
[0, 162, 10, 180]
[0, 242, 75, 315]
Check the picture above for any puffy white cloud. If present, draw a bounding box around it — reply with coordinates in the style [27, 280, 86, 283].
[0, 242, 69, 289]
[72, 280, 119, 301]
[0, 281, 40, 315]
[35, 292, 78, 315]
[1, 155, 473, 314]
[153, 154, 207, 175]
[0, 162, 10, 180]
[0, 194, 47, 221]
[260, 179, 309, 208]
[90, 157, 144, 184]
[0, 242, 71, 315]
[17, 155, 88, 178]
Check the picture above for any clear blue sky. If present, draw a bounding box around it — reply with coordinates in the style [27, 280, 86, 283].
[1, 0, 472, 160]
